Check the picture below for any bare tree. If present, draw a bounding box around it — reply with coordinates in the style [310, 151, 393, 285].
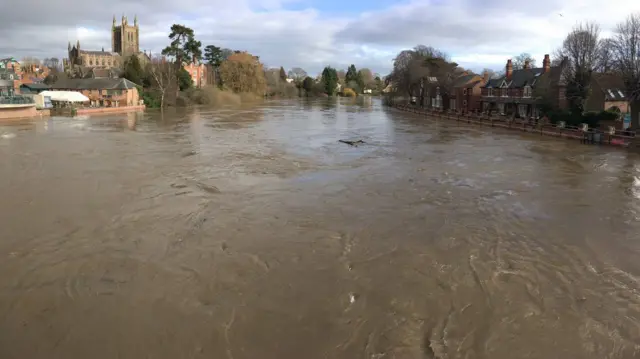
[611, 14, 640, 129]
[557, 21, 601, 114]
[481, 68, 501, 79]
[387, 45, 457, 107]
[218, 51, 266, 94]
[512, 53, 536, 70]
[287, 67, 307, 85]
[148, 57, 176, 111]
[413, 45, 449, 61]
[21, 56, 41, 66]
[336, 69, 346, 85]
[357, 68, 374, 88]
[42, 57, 61, 72]
[596, 38, 616, 73]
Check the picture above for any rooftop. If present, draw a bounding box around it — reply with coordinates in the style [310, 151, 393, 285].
[79, 50, 120, 56]
[593, 73, 627, 100]
[50, 78, 139, 90]
[484, 67, 546, 89]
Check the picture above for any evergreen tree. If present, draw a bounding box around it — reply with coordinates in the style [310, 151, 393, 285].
[345, 64, 358, 84]
[279, 66, 287, 81]
[122, 55, 144, 85]
[302, 76, 314, 95]
[321, 66, 338, 96]
[177, 67, 193, 91]
[203, 45, 224, 67]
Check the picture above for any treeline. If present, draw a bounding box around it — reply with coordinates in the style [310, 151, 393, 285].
[115, 24, 387, 108]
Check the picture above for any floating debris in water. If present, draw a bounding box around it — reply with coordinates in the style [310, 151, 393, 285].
[349, 292, 357, 304]
[339, 139, 365, 147]
[1, 133, 16, 139]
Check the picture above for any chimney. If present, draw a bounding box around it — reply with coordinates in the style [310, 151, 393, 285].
[524, 60, 530, 69]
[506, 59, 513, 79]
[543, 54, 550, 73]
[483, 71, 489, 83]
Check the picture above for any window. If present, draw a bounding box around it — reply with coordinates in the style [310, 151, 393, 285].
[523, 86, 532, 98]
[102, 59, 105, 66]
[463, 88, 467, 95]
[463, 100, 467, 107]
[487, 88, 493, 96]
[89, 59, 93, 65]
[450, 99, 457, 110]
[518, 104, 527, 117]
[497, 103, 505, 114]
[501, 88, 508, 97]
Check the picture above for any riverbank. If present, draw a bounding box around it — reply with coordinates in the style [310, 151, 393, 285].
[391, 103, 636, 148]
[0, 104, 50, 121]
[50, 105, 146, 117]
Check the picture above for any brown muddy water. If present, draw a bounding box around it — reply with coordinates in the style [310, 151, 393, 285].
[1, 98, 640, 359]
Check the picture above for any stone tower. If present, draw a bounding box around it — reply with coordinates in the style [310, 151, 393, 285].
[111, 14, 139, 58]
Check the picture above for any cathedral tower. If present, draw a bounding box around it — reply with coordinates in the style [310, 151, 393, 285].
[111, 14, 139, 57]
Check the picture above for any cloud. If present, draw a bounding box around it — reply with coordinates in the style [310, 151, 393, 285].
[3, 0, 640, 76]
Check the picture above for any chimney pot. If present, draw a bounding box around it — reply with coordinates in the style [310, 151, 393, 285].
[506, 59, 513, 79]
[543, 54, 551, 73]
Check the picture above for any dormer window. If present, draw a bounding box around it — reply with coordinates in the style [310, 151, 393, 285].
[523, 86, 532, 98]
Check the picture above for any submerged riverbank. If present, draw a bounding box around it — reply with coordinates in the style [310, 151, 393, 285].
[391, 103, 637, 148]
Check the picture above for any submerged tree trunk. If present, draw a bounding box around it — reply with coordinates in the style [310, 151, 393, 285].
[160, 91, 166, 113]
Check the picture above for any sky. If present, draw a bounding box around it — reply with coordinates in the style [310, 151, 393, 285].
[3, 0, 640, 76]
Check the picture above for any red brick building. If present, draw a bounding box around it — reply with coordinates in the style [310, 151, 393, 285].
[449, 72, 489, 112]
[183, 63, 209, 88]
[481, 54, 567, 118]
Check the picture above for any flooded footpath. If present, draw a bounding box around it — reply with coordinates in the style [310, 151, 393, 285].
[1, 98, 640, 358]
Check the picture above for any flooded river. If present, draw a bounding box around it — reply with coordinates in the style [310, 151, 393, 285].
[1, 98, 640, 358]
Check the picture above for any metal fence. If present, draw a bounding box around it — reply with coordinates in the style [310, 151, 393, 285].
[0, 95, 35, 104]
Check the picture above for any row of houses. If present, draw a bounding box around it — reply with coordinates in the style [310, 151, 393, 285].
[396, 54, 630, 121]
[0, 57, 140, 109]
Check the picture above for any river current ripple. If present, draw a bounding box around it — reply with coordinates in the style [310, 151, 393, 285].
[1, 98, 640, 358]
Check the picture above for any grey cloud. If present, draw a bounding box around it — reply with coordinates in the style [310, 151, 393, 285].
[0, 0, 582, 77]
[335, 1, 541, 55]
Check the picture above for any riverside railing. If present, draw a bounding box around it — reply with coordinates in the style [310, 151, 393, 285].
[0, 95, 35, 105]
[393, 104, 636, 148]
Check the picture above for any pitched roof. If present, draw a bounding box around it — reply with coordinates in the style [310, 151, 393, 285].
[593, 73, 627, 100]
[466, 80, 482, 88]
[50, 78, 138, 90]
[483, 67, 546, 88]
[20, 83, 50, 90]
[79, 50, 120, 56]
[83, 67, 121, 79]
[452, 74, 477, 88]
